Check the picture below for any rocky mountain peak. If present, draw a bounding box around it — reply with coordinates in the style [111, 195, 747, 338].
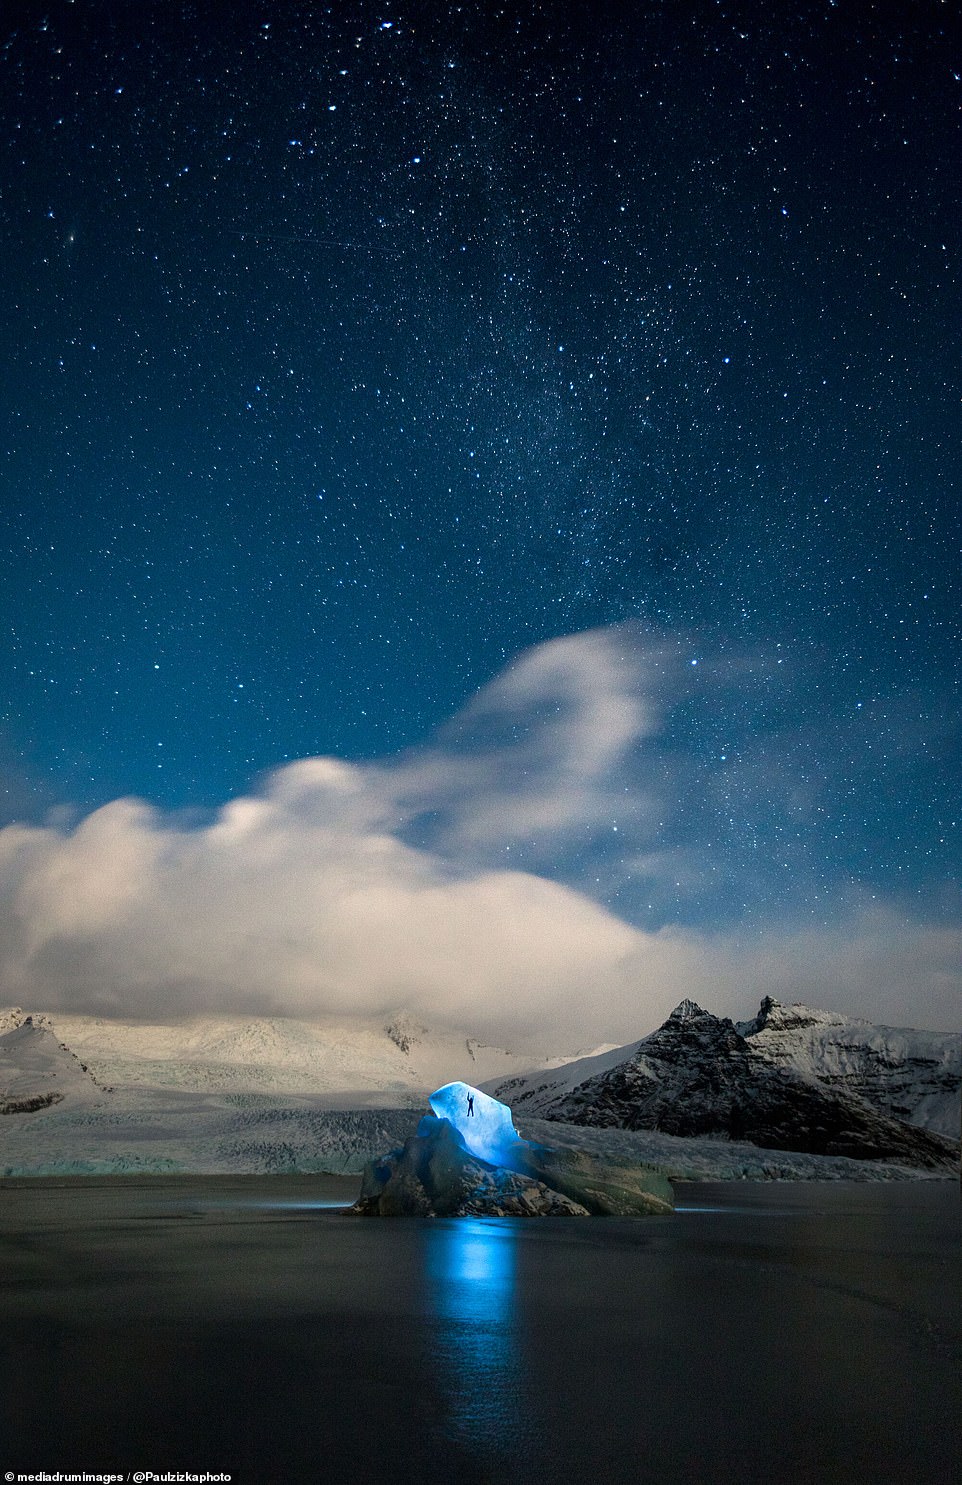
[645, 999, 743, 1059]
[740, 996, 849, 1037]
[667, 998, 710, 1024]
[533, 998, 957, 1171]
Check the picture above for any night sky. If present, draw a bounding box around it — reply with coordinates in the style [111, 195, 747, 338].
[1, 1, 959, 1036]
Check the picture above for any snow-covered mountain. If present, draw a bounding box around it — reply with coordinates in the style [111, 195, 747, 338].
[486, 999, 959, 1170]
[486, 1038, 646, 1118]
[735, 996, 960, 1139]
[0, 1005, 564, 1108]
[0, 1013, 108, 1114]
[2, 1000, 956, 1180]
[0, 1005, 575, 1178]
[490, 996, 960, 1138]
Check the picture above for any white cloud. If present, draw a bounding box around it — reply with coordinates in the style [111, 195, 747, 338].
[384, 626, 666, 855]
[0, 629, 957, 1041]
[0, 769, 640, 1040]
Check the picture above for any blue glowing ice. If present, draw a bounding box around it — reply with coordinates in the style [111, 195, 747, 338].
[428, 1081, 529, 1170]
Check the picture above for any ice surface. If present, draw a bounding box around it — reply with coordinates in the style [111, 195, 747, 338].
[1, 1090, 950, 1180]
[428, 1081, 529, 1170]
[3, 1005, 566, 1105]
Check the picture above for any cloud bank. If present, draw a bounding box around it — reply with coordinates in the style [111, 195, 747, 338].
[0, 628, 957, 1041]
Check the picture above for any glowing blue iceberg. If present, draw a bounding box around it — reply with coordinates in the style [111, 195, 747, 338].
[353, 1080, 676, 1216]
[428, 1081, 529, 1171]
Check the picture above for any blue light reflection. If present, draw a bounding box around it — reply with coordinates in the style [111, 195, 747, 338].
[424, 1219, 525, 1452]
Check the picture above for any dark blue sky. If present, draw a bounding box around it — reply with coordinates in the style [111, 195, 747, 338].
[1, 0, 959, 951]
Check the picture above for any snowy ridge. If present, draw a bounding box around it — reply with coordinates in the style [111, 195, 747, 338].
[16, 1007, 565, 1103]
[736, 996, 960, 1139]
[489, 996, 960, 1140]
[1, 1012, 108, 1115]
[487, 1039, 640, 1116]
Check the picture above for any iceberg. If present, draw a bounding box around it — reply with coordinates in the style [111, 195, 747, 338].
[427, 1081, 529, 1171]
[352, 1081, 675, 1217]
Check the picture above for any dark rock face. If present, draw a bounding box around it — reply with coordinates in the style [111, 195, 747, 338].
[385, 1014, 425, 1055]
[0, 1090, 63, 1116]
[548, 1001, 957, 1170]
[352, 1115, 675, 1216]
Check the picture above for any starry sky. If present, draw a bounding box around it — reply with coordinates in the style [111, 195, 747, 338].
[0, 0, 959, 1036]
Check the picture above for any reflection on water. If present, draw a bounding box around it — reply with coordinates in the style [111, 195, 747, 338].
[424, 1219, 527, 1457]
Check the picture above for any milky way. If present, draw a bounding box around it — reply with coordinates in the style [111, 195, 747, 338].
[0, 2, 958, 1029]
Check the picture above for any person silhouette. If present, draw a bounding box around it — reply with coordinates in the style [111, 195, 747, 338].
[466, 1093, 475, 1117]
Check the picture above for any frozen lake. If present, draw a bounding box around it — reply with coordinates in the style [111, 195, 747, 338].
[1, 1176, 960, 1483]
